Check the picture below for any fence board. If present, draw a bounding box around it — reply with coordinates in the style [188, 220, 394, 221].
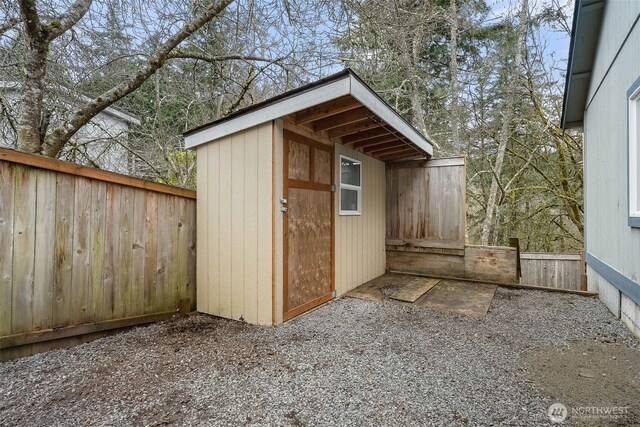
[386, 157, 466, 250]
[33, 170, 56, 330]
[90, 181, 106, 320]
[53, 174, 75, 328]
[0, 162, 14, 336]
[12, 166, 37, 334]
[0, 150, 197, 358]
[116, 186, 134, 318]
[72, 177, 92, 324]
[103, 183, 120, 319]
[144, 192, 158, 313]
[520, 253, 583, 290]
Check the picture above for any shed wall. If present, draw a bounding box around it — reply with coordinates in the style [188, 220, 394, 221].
[334, 144, 386, 296]
[196, 122, 273, 325]
[583, 2, 640, 327]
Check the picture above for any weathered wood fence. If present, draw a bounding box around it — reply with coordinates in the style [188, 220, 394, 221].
[520, 253, 585, 291]
[385, 157, 519, 284]
[0, 148, 196, 360]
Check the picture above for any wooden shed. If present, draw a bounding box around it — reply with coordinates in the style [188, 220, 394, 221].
[185, 69, 433, 325]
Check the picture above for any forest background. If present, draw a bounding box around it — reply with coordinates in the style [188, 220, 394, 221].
[0, 0, 582, 251]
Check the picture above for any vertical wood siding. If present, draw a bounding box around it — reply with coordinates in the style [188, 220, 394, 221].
[583, 2, 640, 295]
[334, 144, 386, 296]
[196, 122, 273, 325]
[0, 150, 196, 349]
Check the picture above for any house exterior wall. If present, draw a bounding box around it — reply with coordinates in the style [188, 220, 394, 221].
[334, 143, 386, 296]
[583, 1, 640, 336]
[196, 122, 273, 325]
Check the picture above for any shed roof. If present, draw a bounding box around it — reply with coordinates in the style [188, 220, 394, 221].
[184, 69, 433, 160]
[561, 0, 605, 129]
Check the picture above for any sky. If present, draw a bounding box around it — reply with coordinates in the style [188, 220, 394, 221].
[487, 0, 575, 76]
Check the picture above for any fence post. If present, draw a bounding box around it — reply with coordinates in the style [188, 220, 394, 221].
[509, 237, 521, 283]
[580, 251, 588, 291]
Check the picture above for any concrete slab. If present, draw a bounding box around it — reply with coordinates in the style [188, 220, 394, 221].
[415, 280, 497, 317]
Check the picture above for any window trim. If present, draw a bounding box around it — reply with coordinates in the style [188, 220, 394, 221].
[339, 155, 362, 216]
[628, 77, 640, 228]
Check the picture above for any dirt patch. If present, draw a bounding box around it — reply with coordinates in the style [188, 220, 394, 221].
[525, 341, 640, 425]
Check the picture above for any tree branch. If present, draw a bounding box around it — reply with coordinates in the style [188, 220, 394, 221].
[42, 0, 234, 158]
[167, 51, 283, 65]
[46, 0, 93, 41]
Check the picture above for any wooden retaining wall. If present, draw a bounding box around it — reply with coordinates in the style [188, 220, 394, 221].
[0, 148, 196, 360]
[386, 245, 519, 284]
[520, 253, 585, 291]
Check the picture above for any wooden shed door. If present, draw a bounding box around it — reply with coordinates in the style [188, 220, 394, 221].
[283, 129, 334, 321]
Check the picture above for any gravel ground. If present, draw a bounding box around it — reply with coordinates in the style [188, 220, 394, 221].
[1, 287, 639, 427]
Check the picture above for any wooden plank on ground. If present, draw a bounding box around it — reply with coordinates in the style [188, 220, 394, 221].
[389, 277, 440, 302]
[416, 280, 497, 317]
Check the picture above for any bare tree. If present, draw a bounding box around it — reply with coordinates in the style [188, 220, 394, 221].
[479, 0, 528, 246]
[449, 0, 461, 153]
[12, 0, 234, 157]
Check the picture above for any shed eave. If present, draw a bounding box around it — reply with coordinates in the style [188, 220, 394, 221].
[184, 75, 351, 148]
[349, 76, 433, 157]
[183, 71, 433, 157]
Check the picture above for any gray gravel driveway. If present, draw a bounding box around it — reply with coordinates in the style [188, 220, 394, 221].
[1, 286, 639, 426]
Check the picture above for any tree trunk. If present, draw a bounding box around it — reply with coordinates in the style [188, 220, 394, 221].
[15, 0, 233, 158]
[480, 0, 528, 246]
[16, 0, 49, 154]
[449, 0, 461, 153]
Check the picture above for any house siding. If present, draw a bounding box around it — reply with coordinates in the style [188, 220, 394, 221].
[334, 144, 386, 296]
[583, 1, 640, 334]
[196, 122, 273, 325]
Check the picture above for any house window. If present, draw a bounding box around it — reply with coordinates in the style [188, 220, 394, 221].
[339, 155, 361, 215]
[628, 80, 640, 228]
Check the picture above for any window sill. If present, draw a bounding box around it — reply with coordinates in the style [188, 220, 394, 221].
[339, 211, 362, 216]
[629, 216, 640, 228]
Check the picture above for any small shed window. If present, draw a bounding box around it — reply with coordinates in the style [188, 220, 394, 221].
[339, 155, 361, 215]
[628, 80, 640, 228]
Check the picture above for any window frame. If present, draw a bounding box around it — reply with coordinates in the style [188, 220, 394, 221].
[628, 78, 640, 228]
[339, 154, 362, 216]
